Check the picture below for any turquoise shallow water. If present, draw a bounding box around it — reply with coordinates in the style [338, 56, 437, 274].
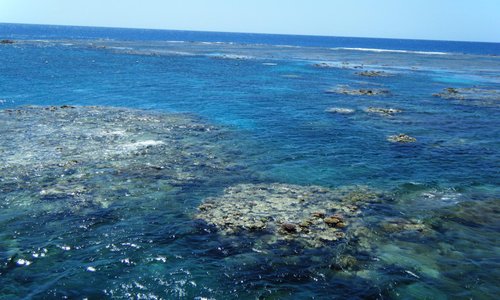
[1, 26, 500, 299]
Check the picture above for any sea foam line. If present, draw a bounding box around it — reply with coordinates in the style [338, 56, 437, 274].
[331, 47, 450, 55]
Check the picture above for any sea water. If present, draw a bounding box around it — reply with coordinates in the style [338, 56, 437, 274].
[0, 23, 499, 299]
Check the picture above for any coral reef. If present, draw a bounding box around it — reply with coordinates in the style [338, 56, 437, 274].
[388, 134, 417, 143]
[0, 39, 15, 44]
[356, 70, 391, 77]
[433, 87, 500, 106]
[0, 106, 241, 212]
[326, 86, 390, 96]
[195, 183, 384, 248]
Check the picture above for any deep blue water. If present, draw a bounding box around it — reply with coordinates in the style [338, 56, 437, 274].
[0, 24, 499, 299]
[2, 22, 500, 55]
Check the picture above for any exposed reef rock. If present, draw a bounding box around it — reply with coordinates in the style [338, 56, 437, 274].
[326, 86, 390, 96]
[388, 134, 417, 143]
[211, 54, 253, 60]
[196, 183, 385, 248]
[433, 87, 500, 106]
[0, 106, 242, 212]
[313, 62, 363, 69]
[314, 62, 334, 68]
[364, 107, 402, 116]
[356, 70, 391, 77]
[433, 87, 463, 99]
[325, 107, 356, 114]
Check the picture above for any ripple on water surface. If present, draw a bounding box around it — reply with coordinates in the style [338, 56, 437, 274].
[0, 106, 499, 299]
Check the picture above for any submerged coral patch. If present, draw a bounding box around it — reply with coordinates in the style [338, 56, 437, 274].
[0, 106, 240, 212]
[195, 183, 378, 248]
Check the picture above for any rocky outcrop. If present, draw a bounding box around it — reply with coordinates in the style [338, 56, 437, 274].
[313, 62, 363, 69]
[326, 86, 390, 96]
[433, 87, 500, 105]
[196, 183, 386, 248]
[313, 62, 334, 68]
[387, 134, 417, 143]
[365, 107, 402, 116]
[356, 70, 391, 77]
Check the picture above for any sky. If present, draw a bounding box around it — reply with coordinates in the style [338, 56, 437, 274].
[1, 0, 499, 43]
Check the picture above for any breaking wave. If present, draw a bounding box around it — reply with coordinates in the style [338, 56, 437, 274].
[331, 47, 450, 55]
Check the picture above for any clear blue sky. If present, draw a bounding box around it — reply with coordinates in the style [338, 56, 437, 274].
[1, 0, 499, 42]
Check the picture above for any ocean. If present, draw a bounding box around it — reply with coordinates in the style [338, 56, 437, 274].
[0, 23, 499, 299]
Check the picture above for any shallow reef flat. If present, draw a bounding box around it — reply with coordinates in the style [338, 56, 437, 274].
[195, 183, 399, 277]
[1, 33, 499, 298]
[0, 107, 498, 298]
[433, 87, 500, 106]
[196, 183, 379, 248]
[0, 105, 242, 213]
[326, 85, 391, 96]
[193, 182, 500, 299]
[356, 70, 393, 77]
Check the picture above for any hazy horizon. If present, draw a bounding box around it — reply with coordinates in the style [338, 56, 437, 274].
[3, 21, 500, 45]
[1, 0, 499, 43]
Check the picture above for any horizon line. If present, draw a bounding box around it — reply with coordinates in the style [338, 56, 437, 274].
[2, 21, 500, 44]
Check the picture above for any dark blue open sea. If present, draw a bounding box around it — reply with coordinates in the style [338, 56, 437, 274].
[1, 23, 499, 299]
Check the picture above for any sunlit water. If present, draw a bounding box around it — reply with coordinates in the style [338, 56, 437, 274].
[0, 24, 499, 299]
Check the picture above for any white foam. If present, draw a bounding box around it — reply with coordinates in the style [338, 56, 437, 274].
[325, 107, 355, 114]
[331, 47, 450, 55]
[165, 51, 195, 56]
[200, 41, 233, 45]
[17, 259, 32, 266]
[122, 140, 164, 151]
[274, 44, 301, 48]
[154, 256, 168, 263]
[108, 46, 133, 51]
[209, 53, 254, 60]
[405, 270, 420, 279]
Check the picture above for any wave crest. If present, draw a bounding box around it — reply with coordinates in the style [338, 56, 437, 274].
[331, 47, 450, 55]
